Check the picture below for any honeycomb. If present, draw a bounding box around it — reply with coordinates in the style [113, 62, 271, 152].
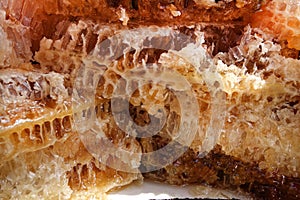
[0, 68, 72, 162]
[252, 0, 300, 50]
[0, 132, 141, 200]
[0, 0, 299, 199]
[0, 67, 142, 199]
[143, 27, 300, 199]
[214, 27, 300, 177]
[0, 9, 32, 66]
